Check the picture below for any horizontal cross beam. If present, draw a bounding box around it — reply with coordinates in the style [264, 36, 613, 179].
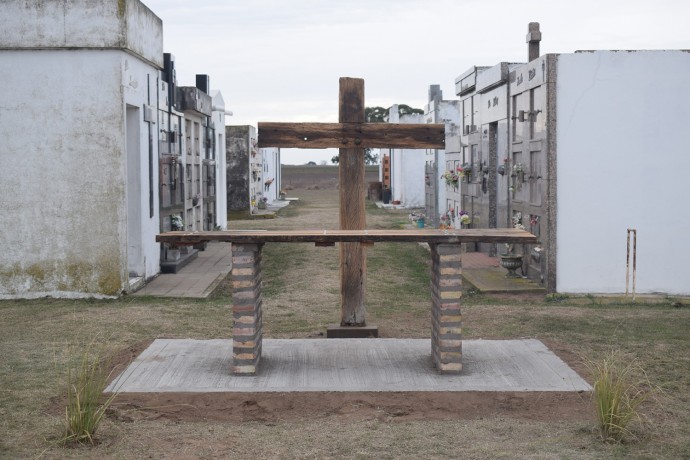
[157, 229, 539, 245]
[257, 122, 445, 149]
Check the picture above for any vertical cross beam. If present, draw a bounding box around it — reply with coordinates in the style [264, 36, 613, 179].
[338, 78, 367, 326]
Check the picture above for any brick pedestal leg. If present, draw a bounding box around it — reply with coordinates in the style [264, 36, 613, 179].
[231, 243, 264, 375]
[430, 243, 462, 374]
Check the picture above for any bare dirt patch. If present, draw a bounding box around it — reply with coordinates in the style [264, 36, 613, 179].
[108, 390, 591, 425]
[95, 336, 592, 427]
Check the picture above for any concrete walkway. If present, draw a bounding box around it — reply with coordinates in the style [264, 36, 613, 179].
[108, 338, 591, 393]
[461, 251, 545, 294]
[131, 241, 232, 298]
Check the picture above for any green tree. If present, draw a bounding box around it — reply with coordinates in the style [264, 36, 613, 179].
[331, 150, 378, 165]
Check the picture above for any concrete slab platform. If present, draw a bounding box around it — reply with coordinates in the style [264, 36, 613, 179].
[108, 338, 591, 393]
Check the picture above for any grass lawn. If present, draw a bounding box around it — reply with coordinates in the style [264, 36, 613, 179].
[0, 189, 689, 458]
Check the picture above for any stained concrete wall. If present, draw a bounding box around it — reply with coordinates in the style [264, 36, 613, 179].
[1, 51, 125, 297]
[226, 126, 253, 213]
[556, 50, 690, 295]
[0, 0, 163, 298]
[0, 0, 163, 67]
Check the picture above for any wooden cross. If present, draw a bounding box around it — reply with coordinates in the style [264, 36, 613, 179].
[258, 77, 445, 328]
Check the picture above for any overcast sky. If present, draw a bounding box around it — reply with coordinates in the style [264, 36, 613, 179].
[143, 0, 689, 164]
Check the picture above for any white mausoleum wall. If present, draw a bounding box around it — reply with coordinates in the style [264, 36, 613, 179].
[122, 54, 162, 281]
[389, 110, 426, 207]
[262, 148, 280, 204]
[0, 51, 128, 297]
[556, 50, 690, 295]
[211, 91, 228, 228]
[0, 0, 163, 67]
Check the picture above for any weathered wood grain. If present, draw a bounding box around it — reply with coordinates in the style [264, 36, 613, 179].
[256, 122, 446, 149]
[339, 77, 367, 326]
[156, 229, 540, 245]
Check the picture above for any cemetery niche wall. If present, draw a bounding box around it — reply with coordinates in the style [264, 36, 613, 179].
[451, 24, 690, 295]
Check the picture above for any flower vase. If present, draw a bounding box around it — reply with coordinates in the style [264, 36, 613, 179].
[500, 254, 523, 278]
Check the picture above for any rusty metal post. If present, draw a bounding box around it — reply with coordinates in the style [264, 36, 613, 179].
[626, 228, 637, 302]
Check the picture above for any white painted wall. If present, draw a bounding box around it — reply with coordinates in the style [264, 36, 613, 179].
[1, 51, 127, 297]
[123, 55, 162, 281]
[0, 0, 162, 67]
[427, 100, 461, 218]
[0, 0, 163, 297]
[556, 50, 690, 295]
[261, 148, 281, 204]
[388, 107, 426, 207]
[211, 91, 228, 228]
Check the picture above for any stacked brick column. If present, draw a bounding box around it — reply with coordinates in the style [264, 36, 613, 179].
[430, 243, 463, 374]
[231, 243, 264, 375]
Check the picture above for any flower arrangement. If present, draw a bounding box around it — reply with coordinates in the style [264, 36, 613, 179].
[171, 215, 184, 231]
[513, 163, 525, 174]
[458, 211, 471, 226]
[441, 170, 460, 187]
[409, 212, 426, 223]
[512, 212, 525, 230]
[505, 213, 525, 254]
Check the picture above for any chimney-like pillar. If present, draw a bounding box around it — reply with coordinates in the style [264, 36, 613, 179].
[526, 22, 542, 62]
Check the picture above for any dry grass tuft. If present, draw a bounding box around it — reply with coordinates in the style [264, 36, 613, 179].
[586, 350, 657, 443]
[58, 335, 119, 445]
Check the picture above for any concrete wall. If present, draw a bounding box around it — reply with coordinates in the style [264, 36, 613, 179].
[556, 50, 690, 295]
[226, 125, 254, 213]
[261, 148, 281, 204]
[1, 51, 127, 297]
[211, 92, 228, 228]
[388, 108, 426, 207]
[427, 98, 461, 221]
[0, 0, 163, 67]
[123, 54, 162, 281]
[0, 0, 163, 298]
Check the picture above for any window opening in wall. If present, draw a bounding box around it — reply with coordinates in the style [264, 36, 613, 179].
[185, 120, 192, 155]
[529, 89, 535, 140]
[512, 151, 523, 199]
[186, 164, 192, 199]
[470, 144, 478, 181]
[529, 150, 539, 203]
[529, 214, 541, 238]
